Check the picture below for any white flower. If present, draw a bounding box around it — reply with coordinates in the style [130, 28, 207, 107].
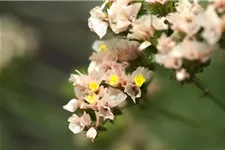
[86, 127, 97, 141]
[63, 99, 79, 112]
[88, 6, 108, 39]
[107, 2, 141, 34]
[128, 15, 167, 40]
[68, 112, 91, 134]
[176, 69, 190, 81]
[197, 5, 222, 45]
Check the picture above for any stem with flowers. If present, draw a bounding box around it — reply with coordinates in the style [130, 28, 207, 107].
[63, 0, 225, 141]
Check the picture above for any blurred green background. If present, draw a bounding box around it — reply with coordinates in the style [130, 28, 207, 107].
[1, 2, 225, 150]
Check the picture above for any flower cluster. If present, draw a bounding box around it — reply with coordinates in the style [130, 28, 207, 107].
[155, 0, 225, 81]
[64, 38, 153, 141]
[64, 0, 225, 141]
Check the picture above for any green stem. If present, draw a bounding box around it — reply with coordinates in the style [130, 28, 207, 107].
[192, 76, 225, 111]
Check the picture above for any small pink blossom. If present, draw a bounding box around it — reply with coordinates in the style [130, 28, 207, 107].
[155, 53, 182, 70]
[157, 34, 176, 53]
[178, 39, 213, 62]
[68, 112, 91, 134]
[166, 1, 203, 36]
[197, 5, 223, 45]
[88, 6, 108, 39]
[128, 15, 167, 40]
[124, 83, 141, 102]
[107, 2, 141, 34]
[98, 88, 127, 119]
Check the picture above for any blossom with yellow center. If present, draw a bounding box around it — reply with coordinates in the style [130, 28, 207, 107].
[99, 44, 107, 52]
[109, 75, 119, 86]
[85, 94, 96, 105]
[89, 81, 99, 91]
[134, 74, 145, 87]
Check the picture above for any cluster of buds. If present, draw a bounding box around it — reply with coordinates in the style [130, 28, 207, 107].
[63, 38, 153, 141]
[64, 0, 225, 141]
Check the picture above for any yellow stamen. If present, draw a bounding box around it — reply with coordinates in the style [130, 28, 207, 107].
[134, 74, 145, 87]
[109, 75, 119, 86]
[89, 82, 99, 91]
[85, 94, 96, 104]
[99, 44, 107, 52]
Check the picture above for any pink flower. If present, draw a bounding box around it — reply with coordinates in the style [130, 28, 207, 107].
[107, 1, 141, 34]
[91, 38, 141, 63]
[166, 13, 200, 36]
[178, 39, 213, 62]
[88, 6, 108, 39]
[124, 83, 141, 102]
[166, 1, 203, 36]
[157, 33, 176, 53]
[128, 15, 167, 40]
[98, 88, 127, 120]
[124, 67, 153, 102]
[155, 54, 182, 70]
[213, 0, 225, 13]
[145, 0, 167, 5]
[68, 112, 91, 134]
[197, 5, 223, 45]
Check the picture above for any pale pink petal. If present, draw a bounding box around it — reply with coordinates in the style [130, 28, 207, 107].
[63, 99, 79, 112]
[86, 127, 97, 141]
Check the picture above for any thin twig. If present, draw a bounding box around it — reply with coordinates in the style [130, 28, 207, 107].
[192, 76, 225, 111]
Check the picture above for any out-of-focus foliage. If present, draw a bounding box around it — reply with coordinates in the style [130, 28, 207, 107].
[1, 2, 225, 150]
